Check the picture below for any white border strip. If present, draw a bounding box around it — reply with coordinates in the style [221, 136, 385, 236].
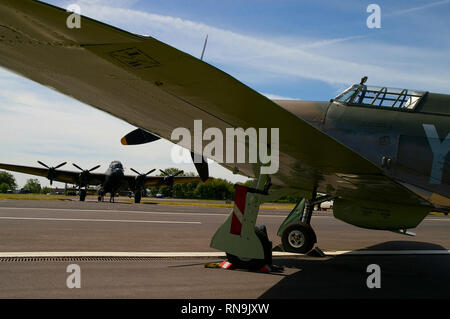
[0, 250, 448, 258]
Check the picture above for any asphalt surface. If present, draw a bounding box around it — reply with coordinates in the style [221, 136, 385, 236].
[0, 199, 448, 298]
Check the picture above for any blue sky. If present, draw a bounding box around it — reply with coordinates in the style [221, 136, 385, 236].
[1, 0, 450, 187]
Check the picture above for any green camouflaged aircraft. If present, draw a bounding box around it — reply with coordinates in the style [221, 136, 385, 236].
[0, 0, 448, 267]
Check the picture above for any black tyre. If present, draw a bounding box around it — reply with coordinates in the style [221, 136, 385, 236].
[134, 191, 141, 204]
[281, 222, 316, 254]
[226, 227, 272, 270]
[79, 190, 86, 202]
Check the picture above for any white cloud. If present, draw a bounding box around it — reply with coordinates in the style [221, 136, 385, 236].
[388, 0, 450, 16]
[262, 93, 298, 100]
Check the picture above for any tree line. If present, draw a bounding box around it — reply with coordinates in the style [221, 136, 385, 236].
[0, 172, 48, 194]
[149, 168, 238, 200]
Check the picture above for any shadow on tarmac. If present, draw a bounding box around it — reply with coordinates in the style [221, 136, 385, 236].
[260, 241, 450, 299]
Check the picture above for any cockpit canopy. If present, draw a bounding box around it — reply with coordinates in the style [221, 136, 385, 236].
[334, 84, 427, 110]
[110, 161, 123, 169]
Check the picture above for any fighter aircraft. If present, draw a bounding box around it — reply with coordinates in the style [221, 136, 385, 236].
[0, 160, 201, 203]
[0, 1, 448, 268]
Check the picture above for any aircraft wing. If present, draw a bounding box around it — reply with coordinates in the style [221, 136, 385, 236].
[0, 0, 428, 207]
[0, 163, 104, 186]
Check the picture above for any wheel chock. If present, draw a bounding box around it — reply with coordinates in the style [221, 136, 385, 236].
[306, 247, 326, 257]
[214, 261, 273, 273]
[204, 261, 274, 273]
[258, 265, 272, 273]
[220, 260, 235, 270]
[203, 261, 236, 269]
[271, 244, 283, 252]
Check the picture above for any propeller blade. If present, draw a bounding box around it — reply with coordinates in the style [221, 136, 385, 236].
[55, 162, 67, 169]
[145, 169, 156, 176]
[89, 165, 101, 172]
[190, 151, 209, 182]
[37, 161, 49, 169]
[121, 128, 161, 145]
[72, 163, 83, 171]
[131, 168, 141, 175]
[174, 170, 184, 177]
[160, 169, 168, 176]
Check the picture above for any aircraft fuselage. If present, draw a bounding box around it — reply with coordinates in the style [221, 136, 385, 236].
[97, 161, 125, 198]
[276, 91, 450, 211]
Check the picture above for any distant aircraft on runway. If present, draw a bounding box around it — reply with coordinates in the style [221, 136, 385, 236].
[0, 161, 204, 203]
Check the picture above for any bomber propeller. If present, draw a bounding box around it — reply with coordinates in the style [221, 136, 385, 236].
[159, 169, 184, 187]
[37, 161, 67, 185]
[131, 168, 156, 189]
[72, 163, 101, 186]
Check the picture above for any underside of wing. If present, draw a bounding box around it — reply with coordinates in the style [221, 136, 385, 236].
[0, 0, 430, 207]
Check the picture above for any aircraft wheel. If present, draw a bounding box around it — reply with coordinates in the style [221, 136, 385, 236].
[134, 191, 141, 204]
[281, 222, 316, 254]
[226, 227, 272, 270]
[79, 190, 86, 202]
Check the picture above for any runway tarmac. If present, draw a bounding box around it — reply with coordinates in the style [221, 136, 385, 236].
[0, 199, 448, 298]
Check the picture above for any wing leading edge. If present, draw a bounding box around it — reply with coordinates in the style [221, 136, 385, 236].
[0, 163, 104, 185]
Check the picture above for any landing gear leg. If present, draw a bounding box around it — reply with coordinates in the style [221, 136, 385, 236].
[302, 188, 317, 225]
[134, 190, 142, 204]
[279, 188, 333, 254]
[79, 189, 86, 202]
